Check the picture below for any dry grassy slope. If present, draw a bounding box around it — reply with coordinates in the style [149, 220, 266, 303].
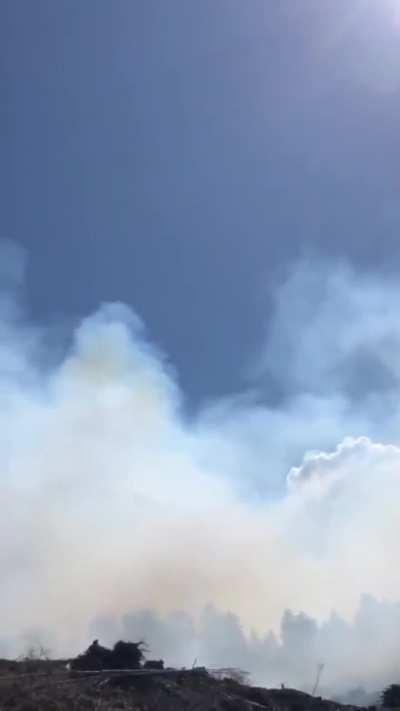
[0, 661, 366, 711]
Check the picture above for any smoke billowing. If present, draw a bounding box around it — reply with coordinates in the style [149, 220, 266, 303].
[1, 245, 400, 696]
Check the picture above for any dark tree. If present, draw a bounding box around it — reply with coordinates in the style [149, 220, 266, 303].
[382, 684, 400, 707]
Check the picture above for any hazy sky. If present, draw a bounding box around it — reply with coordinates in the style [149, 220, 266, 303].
[3, 2, 400, 691]
[2, 0, 400, 404]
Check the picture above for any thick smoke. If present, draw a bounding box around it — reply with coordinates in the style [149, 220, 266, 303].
[1, 245, 400, 696]
[91, 596, 400, 699]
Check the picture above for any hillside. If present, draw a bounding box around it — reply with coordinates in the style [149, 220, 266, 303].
[0, 657, 367, 711]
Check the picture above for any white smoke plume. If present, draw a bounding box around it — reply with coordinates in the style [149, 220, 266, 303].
[1, 244, 400, 696]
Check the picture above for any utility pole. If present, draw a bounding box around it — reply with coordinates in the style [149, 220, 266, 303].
[312, 663, 325, 697]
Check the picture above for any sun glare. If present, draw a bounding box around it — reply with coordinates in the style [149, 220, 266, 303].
[383, 0, 400, 29]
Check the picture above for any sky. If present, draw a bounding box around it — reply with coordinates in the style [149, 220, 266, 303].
[2, 0, 400, 696]
[2, 0, 400, 404]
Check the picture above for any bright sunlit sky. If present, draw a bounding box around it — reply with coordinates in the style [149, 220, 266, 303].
[1, 0, 400, 405]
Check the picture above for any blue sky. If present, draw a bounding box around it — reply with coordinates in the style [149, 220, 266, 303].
[2, 0, 400, 405]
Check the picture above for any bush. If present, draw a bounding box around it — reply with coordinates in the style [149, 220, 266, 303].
[71, 639, 146, 671]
